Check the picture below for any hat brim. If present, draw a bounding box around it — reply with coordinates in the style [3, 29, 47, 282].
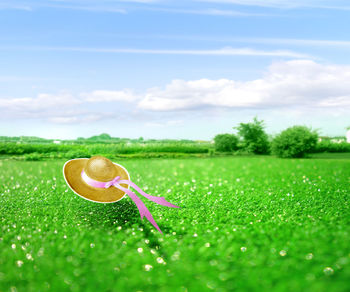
[63, 158, 130, 203]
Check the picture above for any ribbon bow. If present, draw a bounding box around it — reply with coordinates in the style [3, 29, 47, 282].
[81, 170, 179, 234]
[104, 176, 121, 188]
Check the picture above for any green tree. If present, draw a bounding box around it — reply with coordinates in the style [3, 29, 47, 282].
[272, 126, 318, 158]
[235, 117, 270, 154]
[214, 134, 239, 152]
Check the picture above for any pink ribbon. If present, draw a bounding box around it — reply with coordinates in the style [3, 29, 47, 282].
[81, 170, 179, 233]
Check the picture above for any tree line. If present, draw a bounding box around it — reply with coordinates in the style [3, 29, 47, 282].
[214, 118, 349, 158]
[0, 120, 348, 160]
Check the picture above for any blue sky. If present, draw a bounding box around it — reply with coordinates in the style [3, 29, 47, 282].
[0, 0, 350, 139]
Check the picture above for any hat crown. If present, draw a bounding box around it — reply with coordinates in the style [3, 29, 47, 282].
[84, 156, 118, 182]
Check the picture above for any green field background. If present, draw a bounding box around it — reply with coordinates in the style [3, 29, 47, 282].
[0, 156, 349, 291]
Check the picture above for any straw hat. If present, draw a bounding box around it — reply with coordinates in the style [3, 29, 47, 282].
[63, 156, 130, 203]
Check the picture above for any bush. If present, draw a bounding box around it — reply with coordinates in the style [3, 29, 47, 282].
[65, 150, 91, 159]
[214, 134, 239, 152]
[0, 142, 210, 157]
[23, 152, 43, 161]
[272, 126, 318, 158]
[314, 141, 350, 153]
[236, 118, 270, 154]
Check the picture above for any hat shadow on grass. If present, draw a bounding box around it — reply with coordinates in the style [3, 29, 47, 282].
[74, 199, 174, 234]
[72, 198, 140, 229]
[71, 198, 171, 242]
[66, 194, 174, 256]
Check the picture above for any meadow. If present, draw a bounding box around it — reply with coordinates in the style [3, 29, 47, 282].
[0, 156, 349, 291]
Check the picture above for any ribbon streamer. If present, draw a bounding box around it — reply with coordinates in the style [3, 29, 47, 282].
[81, 170, 179, 233]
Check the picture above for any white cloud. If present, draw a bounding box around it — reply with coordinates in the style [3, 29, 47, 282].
[48, 116, 80, 124]
[0, 1, 126, 13]
[81, 90, 138, 102]
[1, 60, 349, 124]
[144, 7, 274, 17]
[196, 0, 350, 10]
[145, 120, 184, 127]
[9, 46, 309, 58]
[0, 92, 79, 112]
[2, 0, 350, 12]
[235, 37, 350, 47]
[48, 114, 106, 124]
[318, 96, 350, 107]
[0, 91, 134, 123]
[137, 60, 350, 111]
[47, 5, 127, 13]
[91, 34, 350, 48]
[0, 90, 136, 113]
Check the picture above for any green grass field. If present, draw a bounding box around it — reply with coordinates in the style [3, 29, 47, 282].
[0, 156, 349, 291]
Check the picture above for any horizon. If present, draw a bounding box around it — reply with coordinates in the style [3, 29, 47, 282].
[1, 0, 350, 139]
[1, 129, 348, 141]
